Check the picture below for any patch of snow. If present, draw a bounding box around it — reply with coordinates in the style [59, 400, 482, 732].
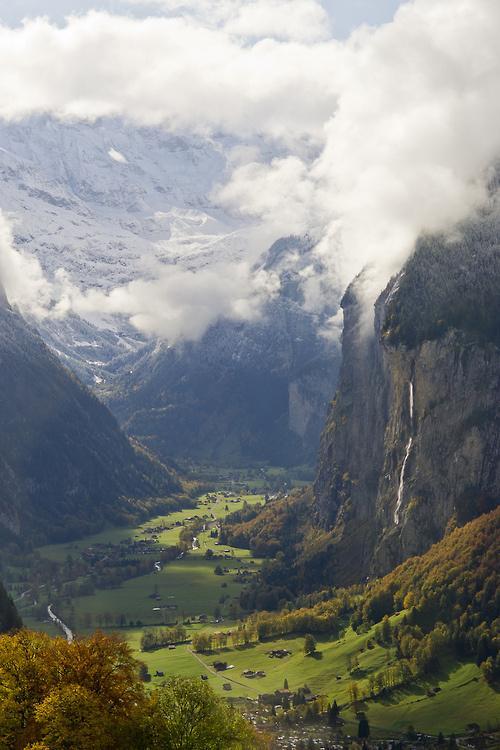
[108, 147, 128, 163]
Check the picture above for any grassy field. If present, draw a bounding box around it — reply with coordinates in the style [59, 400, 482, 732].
[126, 621, 500, 735]
[367, 661, 500, 734]
[37, 493, 263, 563]
[27, 493, 263, 630]
[181, 464, 313, 492]
[19, 490, 500, 736]
[65, 556, 255, 624]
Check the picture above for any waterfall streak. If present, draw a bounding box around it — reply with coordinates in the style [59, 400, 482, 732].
[394, 380, 414, 525]
[394, 436, 413, 525]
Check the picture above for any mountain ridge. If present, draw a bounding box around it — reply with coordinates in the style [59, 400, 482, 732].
[0, 299, 181, 545]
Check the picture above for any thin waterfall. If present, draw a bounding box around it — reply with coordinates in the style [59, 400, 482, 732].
[394, 381, 414, 525]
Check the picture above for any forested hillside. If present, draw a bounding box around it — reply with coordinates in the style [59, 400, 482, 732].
[383, 209, 500, 348]
[241, 508, 500, 688]
[0, 300, 181, 546]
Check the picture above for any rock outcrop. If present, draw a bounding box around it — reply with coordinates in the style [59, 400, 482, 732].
[0, 580, 21, 633]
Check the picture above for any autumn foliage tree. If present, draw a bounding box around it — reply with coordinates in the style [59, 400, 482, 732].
[0, 629, 144, 749]
[0, 630, 265, 750]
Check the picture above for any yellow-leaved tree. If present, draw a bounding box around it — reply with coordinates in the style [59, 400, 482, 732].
[0, 629, 145, 749]
[0, 630, 267, 750]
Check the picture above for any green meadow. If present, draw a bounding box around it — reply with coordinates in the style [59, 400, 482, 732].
[19, 491, 500, 736]
[66, 556, 255, 624]
[127, 622, 500, 736]
[36, 493, 263, 563]
[28, 493, 263, 629]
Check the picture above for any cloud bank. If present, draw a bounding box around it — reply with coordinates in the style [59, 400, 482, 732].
[58, 263, 280, 342]
[0, 0, 499, 341]
[0, 10, 337, 143]
[0, 212, 280, 343]
[126, 0, 332, 42]
[219, 0, 500, 313]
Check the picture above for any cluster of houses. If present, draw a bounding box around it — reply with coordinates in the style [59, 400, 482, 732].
[268, 649, 292, 659]
[258, 688, 319, 707]
[81, 537, 167, 563]
[243, 669, 267, 679]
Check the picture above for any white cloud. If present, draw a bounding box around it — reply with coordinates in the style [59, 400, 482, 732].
[217, 0, 500, 317]
[224, 0, 330, 43]
[0, 212, 54, 317]
[215, 156, 318, 236]
[0, 208, 280, 343]
[1, 0, 500, 341]
[126, 0, 331, 42]
[0, 12, 338, 144]
[313, 0, 500, 295]
[62, 262, 281, 342]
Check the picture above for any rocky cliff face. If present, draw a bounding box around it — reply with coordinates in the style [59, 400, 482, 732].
[315, 207, 500, 583]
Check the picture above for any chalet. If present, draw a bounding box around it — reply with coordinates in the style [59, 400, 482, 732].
[213, 661, 228, 671]
[267, 649, 291, 659]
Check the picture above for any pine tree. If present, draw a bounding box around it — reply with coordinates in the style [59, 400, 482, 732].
[304, 634, 317, 656]
[358, 717, 370, 738]
[328, 699, 340, 726]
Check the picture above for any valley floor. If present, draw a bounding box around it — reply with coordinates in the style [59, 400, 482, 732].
[10, 488, 500, 740]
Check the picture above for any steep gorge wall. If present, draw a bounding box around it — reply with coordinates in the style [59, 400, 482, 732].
[315, 209, 500, 583]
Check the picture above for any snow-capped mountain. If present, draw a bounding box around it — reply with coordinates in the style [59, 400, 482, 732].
[0, 116, 260, 375]
[0, 116, 255, 289]
[0, 117, 340, 466]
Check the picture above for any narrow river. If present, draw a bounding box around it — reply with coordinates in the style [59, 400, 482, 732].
[48, 604, 74, 643]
